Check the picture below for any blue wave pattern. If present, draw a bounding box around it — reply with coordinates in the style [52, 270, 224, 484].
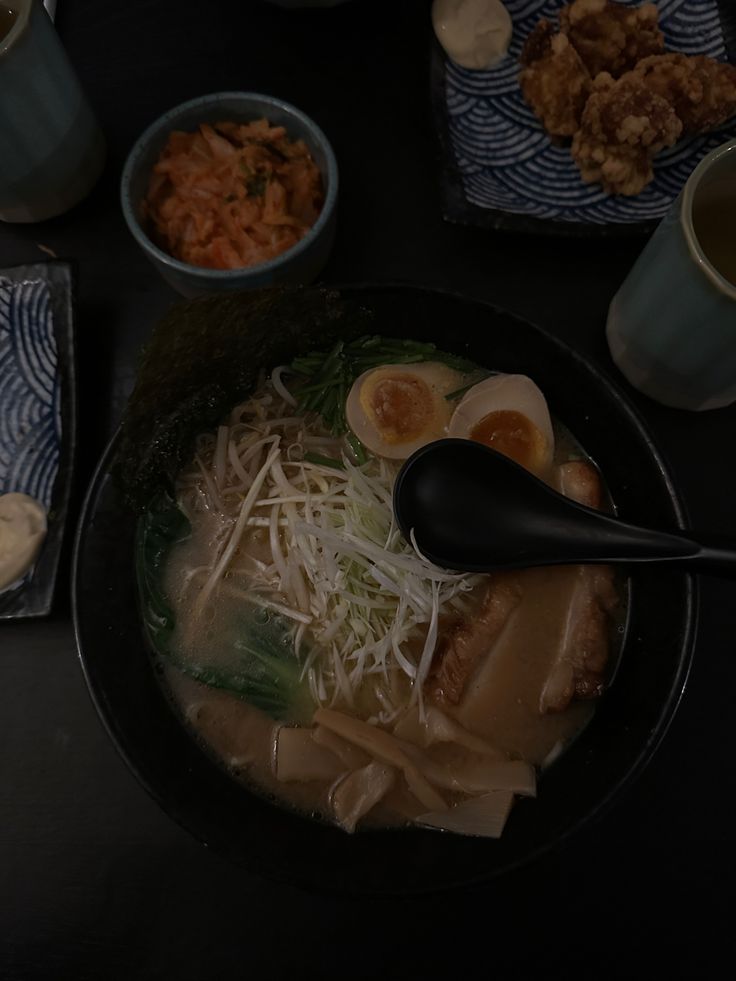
[445, 0, 732, 223]
[0, 277, 61, 510]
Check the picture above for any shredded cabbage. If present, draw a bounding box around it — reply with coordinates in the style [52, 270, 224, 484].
[178, 384, 482, 721]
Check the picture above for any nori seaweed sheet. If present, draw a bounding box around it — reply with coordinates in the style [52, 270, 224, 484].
[115, 287, 373, 511]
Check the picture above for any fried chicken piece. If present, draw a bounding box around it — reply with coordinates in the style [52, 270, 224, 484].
[519, 19, 592, 138]
[571, 72, 682, 195]
[560, 0, 664, 78]
[624, 53, 736, 135]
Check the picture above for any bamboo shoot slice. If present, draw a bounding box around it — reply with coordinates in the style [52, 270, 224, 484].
[331, 763, 396, 833]
[276, 726, 345, 783]
[416, 791, 515, 838]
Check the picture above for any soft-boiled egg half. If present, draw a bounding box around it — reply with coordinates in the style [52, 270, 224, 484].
[345, 362, 465, 460]
[448, 374, 554, 476]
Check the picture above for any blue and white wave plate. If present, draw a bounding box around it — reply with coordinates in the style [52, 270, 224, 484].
[0, 277, 61, 512]
[445, 0, 734, 225]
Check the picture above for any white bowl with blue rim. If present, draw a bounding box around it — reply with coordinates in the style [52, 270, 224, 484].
[120, 92, 338, 296]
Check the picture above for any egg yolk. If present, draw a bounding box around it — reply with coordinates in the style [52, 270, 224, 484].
[361, 374, 435, 445]
[469, 409, 547, 473]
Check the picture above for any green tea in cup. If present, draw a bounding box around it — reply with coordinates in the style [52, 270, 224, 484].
[691, 174, 736, 288]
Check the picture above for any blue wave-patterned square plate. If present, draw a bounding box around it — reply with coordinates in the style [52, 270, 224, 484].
[431, 0, 736, 235]
[0, 261, 76, 619]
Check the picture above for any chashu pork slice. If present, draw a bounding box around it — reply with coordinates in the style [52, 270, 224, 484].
[427, 459, 620, 765]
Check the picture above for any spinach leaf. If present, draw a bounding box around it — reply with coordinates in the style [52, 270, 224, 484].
[135, 490, 190, 656]
[136, 492, 311, 722]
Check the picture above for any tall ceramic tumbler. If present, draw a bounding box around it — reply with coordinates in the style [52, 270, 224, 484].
[0, 0, 105, 222]
[606, 138, 736, 411]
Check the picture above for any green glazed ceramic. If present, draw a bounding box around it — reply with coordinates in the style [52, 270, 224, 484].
[607, 138, 736, 411]
[0, 0, 105, 222]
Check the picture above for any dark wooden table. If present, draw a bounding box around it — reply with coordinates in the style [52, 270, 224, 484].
[2, 2, 734, 977]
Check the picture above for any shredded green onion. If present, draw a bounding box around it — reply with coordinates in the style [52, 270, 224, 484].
[345, 432, 368, 465]
[287, 335, 481, 434]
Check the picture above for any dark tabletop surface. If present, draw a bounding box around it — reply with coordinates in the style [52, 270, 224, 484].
[2, 1, 735, 978]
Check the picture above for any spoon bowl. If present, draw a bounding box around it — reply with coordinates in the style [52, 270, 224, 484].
[394, 439, 736, 576]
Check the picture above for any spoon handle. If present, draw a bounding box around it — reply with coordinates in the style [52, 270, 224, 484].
[393, 438, 736, 579]
[677, 531, 736, 577]
[577, 515, 736, 576]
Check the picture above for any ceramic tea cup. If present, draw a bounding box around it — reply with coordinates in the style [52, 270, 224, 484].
[606, 138, 736, 412]
[0, 0, 105, 223]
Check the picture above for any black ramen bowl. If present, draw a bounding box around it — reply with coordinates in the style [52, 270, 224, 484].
[72, 285, 695, 895]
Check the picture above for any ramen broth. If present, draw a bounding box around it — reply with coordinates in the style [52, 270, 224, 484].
[151, 365, 623, 835]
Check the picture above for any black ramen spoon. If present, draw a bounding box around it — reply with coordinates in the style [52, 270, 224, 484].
[393, 438, 736, 576]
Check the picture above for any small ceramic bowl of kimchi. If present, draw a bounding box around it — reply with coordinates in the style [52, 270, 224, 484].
[121, 92, 338, 296]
